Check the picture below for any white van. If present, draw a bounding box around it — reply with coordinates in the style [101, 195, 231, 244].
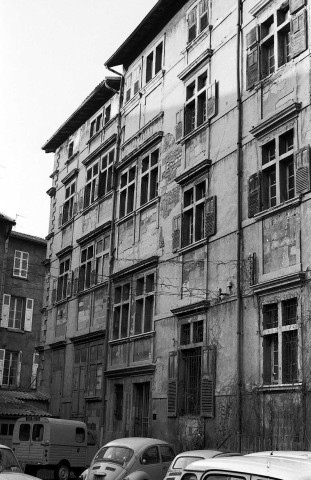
[180, 452, 311, 480]
[12, 417, 98, 480]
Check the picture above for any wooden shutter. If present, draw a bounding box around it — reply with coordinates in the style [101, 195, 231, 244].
[289, 0, 306, 14]
[16, 351, 22, 387]
[98, 171, 106, 198]
[24, 298, 34, 332]
[0, 349, 5, 385]
[248, 171, 262, 217]
[66, 271, 73, 297]
[78, 188, 85, 211]
[51, 278, 57, 304]
[1, 294, 10, 328]
[175, 109, 184, 141]
[94, 175, 99, 201]
[72, 193, 78, 216]
[201, 346, 216, 417]
[205, 196, 217, 238]
[246, 46, 260, 90]
[172, 215, 181, 252]
[31, 353, 39, 389]
[291, 9, 308, 58]
[167, 352, 177, 417]
[295, 145, 311, 194]
[58, 205, 63, 228]
[73, 267, 80, 295]
[246, 25, 259, 49]
[206, 81, 217, 120]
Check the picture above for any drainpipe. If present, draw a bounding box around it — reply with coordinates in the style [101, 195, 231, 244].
[100, 65, 124, 445]
[0, 222, 15, 316]
[236, 0, 243, 452]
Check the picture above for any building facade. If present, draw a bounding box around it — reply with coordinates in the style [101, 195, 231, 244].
[42, 0, 311, 452]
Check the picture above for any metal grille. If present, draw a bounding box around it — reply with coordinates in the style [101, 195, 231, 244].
[283, 298, 297, 326]
[133, 382, 150, 437]
[181, 348, 201, 414]
[263, 303, 278, 329]
[283, 330, 298, 383]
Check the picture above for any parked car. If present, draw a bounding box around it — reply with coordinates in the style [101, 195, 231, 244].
[163, 449, 240, 480]
[84, 437, 175, 480]
[0, 443, 40, 480]
[180, 453, 311, 480]
[12, 417, 98, 480]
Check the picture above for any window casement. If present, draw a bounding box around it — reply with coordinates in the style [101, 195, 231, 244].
[145, 40, 164, 84]
[57, 257, 72, 301]
[125, 65, 141, 103]
[172, 179, 216, 251]
[187, 0, 209, 43]
[78, 234, 110, 292]
[1, 294, 33, 331]
[140, 149, 159, 206]
[98, 147, 114, 198]
[90, 112, 103, 138]
[0, 350, 21, 387]
[262, 298, 299, 385]
[181, 70, 217, 138]
[84, 162, 99, 208]
[112, 270, 156, 341]
[119, 164, 136, 218]
[68, 141, 74, 159]
[246, 1, 308, 89]
[248, 131, 311, 217]
[13, 250, 29, 278]
[167, 320, 215, 418]
[61, 180, 77, 226]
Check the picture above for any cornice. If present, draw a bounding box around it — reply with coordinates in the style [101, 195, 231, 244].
[250, 103, 301, 139]
[76, 221, 111, 245]
[55, 244, 73, 258]
[70, 330, 105, 344]
[253, 272, 306, 295]
[171, 300, 210, 317]
[61, 168, 79, 185]
[50, 340, 67, 350]
[82, 133, 117, 167]
[175, 159, 212, 186]
[178, 48, 213, 82]
[46, 187, 56, 198]
[112, 256, 159, 280]
[105, 363, 156, 377]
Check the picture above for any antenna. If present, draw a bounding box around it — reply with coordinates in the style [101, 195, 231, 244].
[14, 214, 26, 230]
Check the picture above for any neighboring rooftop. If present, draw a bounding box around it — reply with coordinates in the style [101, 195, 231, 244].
[0, 390, 50, 417]
[105, 0, 189, 69]
[10, 230, 47, 246]
[42, 77, 121, 153]
[0, 213, 16, 225]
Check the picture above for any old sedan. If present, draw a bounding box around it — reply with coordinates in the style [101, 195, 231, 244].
[85, 438, 175, 480]
[0, 444, 39, 480]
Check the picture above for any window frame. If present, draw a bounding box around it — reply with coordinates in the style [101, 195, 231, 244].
[144, 39, 164, 84]
[187, 0, 209, 44]
[118, 164, 137, 219]
[139, 148, 159, 207]
[125, 64, 142, 104]
[8, 296, 25, 329]
[13, 250, 29, 278]
[62, 179, 77, 225]
[57, 256, 71, 301]
[181, 178, 207, 247]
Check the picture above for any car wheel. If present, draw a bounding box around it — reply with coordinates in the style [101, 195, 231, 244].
[55, 462, 70, 480]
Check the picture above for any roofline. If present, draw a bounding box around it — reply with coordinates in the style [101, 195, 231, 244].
[42, 77, 121, 153]
[105, 0, 189, 69]
[10, 230, 47, 246]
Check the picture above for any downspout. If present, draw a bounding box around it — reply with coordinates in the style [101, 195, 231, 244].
[100, 65, 124, 445]
[236, 0, 243, 452]
[0, 222, 14, 316]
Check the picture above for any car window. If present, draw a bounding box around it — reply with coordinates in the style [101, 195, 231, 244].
[19, 424, 30, 441]
[160, 445, 175, 463]
[174, 456, 204, 469]
[76, 427, 85, 443]
[204, 476, 247, 480]
[141, 446, 160, 465]
[87, 430, 97, 446]
[0, 447, 21, 472]
[94, 446, 133, 465]
[32, 424, 44, 442]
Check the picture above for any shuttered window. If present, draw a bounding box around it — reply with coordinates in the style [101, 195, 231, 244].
[13, 251, 29, 278]
[185, 71, 217, 136]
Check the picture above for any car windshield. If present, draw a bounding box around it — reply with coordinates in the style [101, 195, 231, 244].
[0, 447, 21, 473]
[93, 446, 134, 466]
[173, 456, 204, 469]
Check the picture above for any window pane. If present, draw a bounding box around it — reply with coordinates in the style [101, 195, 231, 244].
[282, 330, 298, 383]
[263, 303, 278, 329]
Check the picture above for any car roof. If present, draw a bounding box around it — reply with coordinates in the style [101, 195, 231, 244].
[247, 450, 311, 459]
[103, 438, 171, 449]
[173, 450, 238, 459]
[0, 444, 11, 450]
[182, 454, 311, 479]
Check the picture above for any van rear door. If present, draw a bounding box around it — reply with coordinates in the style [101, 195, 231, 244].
[14, 422, 31, 461]
[29, 422, 45, 464]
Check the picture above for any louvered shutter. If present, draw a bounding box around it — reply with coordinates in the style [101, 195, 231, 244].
[58, 205, 63, 227]
[31, 353, 39, 389]
[24, 298, 34, 331]
[167, 352, 177, 417]
[78, 188, 85, 211]
[66, 271, 73, 297]
[201, 346, 216, 417]
[289, 0, 306, 14]
[206, 81, 217, 120]
[246, 46, 260, 90]
[72, 366, 80, 415]
[73, 267, 80, 295]
[172, 215, 181, 252]
[246, 26, 259, 49]
[291, 9, 308, 58]
[16, 351, 22, 387]
[0, 349, 5, 385]
[1, 294, 10, 328]
[205, 196, 217, 238]
[72, 193, 78, 216]
[295, 145, 311, 194]
[248, 171, 262, 217]
[79, 266, 85, 292]
[175, 109, 184, 141]
[98, 171, 106, 198]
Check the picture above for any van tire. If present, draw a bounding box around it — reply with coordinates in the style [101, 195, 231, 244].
[55, 462, 70, 480]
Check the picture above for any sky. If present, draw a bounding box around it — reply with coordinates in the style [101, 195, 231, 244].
[0, 0, 158, 238]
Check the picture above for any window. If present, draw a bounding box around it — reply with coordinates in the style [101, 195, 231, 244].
[0, 424, 14, 437]
[13, 250, 29, 278]
[8, 296, 25, 329]
[104, 104, 111, 125]
[140, 149, 159, 205]
[31, 352, 39, 389]
[90, 113, 102, 138]
[75, 428, 85, 443]
[179, 348, 202, 414]
[134, 273, 155, 335]
[1, 295, 33, 331]
[125, 65, 141, 103]
[79, 234, 110, 291]
[141, 446, 160, 465]
[68, 141, 74, 158]
[246, 3, 307, 89]
[84, 162, 99, 208]
[114, 384, 124, 420]
[182, 181, 206, 247]
[1, 350, 21, 387]
[145, 41, 163, 83]
[184, 70, 216, 135]
[113, 282, 130, 339]
[98, 148, 114, 198]
[19, 424, 30, 441]
[119, 165, 136, 218]
[32, 424, 44, 442]
[187, 0, 209, 43]
[62, 180, 77, 224]
[262, 298, 298, 385]
[57, 257, 71, 301]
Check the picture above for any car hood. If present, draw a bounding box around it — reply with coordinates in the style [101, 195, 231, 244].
[88, 462, 126, 480]
[0, 473, 39, 480]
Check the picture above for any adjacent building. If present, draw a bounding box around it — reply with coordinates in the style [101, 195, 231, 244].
[41, 0, 311, 452]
